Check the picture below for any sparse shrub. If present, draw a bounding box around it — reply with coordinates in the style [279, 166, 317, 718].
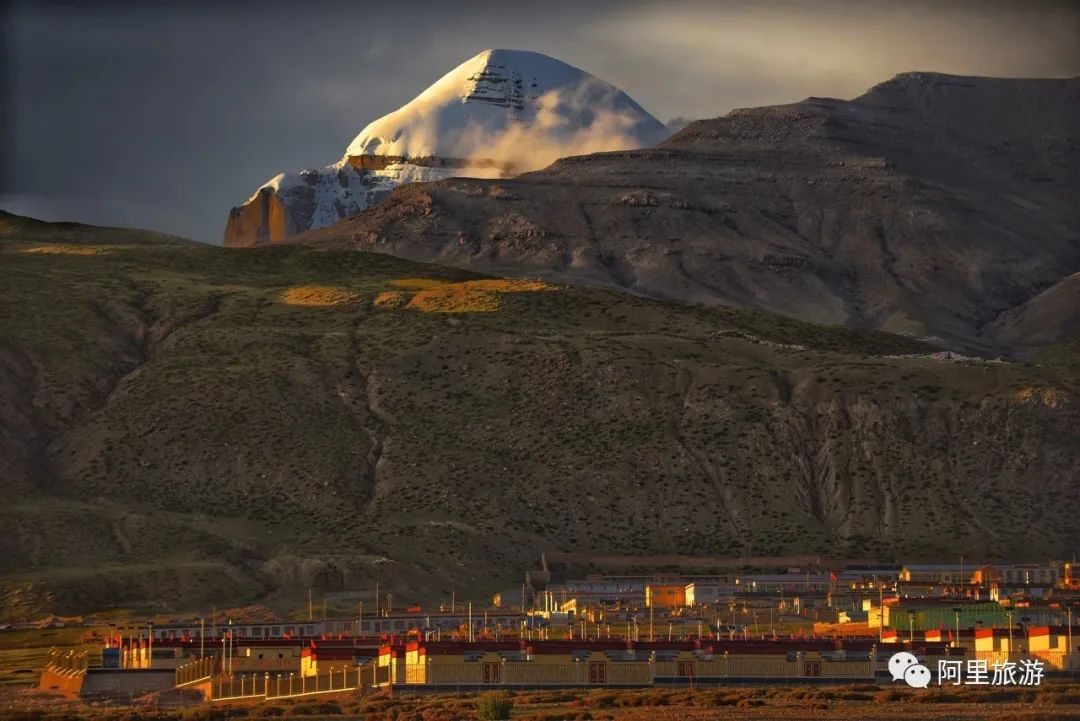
[582, 693, 615, 707]
[911, 690, 964, 704]
[178, 709, 229, 721]
[282, 701, 340, 716]
[475, 691, 514, 721]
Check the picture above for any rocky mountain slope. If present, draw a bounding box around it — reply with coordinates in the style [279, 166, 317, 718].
[295, 72, 1080, 356]
[3, 211, 1079, 615]
[224, 49, 666, 247]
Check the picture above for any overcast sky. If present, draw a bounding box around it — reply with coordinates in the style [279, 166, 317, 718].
[2, 0, 1078, 243]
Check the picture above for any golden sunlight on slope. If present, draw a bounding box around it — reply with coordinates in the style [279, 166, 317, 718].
[373, 290, 408, 308]
[408, 284, 503, 313]
[1015, 386, 1062, 408]
[377, 277, 555, 313]
[21, 245, 111, 256]
[279, 285, 359, 306]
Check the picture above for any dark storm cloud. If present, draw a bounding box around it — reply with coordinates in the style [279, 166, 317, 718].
[2, 0, 1078, 243]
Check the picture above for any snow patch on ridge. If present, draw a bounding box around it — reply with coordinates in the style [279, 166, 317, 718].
[249, 159, 490, 232]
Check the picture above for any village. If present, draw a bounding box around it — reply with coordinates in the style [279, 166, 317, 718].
[30, 558, 1080, 705]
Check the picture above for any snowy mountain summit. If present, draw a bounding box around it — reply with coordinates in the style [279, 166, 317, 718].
[225, 49, 667, 246]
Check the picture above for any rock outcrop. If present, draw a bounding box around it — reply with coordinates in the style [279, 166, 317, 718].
[224, 187, 290, 245]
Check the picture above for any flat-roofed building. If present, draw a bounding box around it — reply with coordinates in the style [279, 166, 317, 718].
[974, 628, 1026, 664]
[1027, 626, 1079, 670]
[734, 574, 831, 593]
[645, 584, 686, 608]
[900, 564, 971, 585]
[684, 583, 741, 606]
[388, 640, 888, 686]
[300, 646, 367, 677]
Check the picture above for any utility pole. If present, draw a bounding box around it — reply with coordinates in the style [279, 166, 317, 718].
[1007, 611, 1014, 660]
[649, 604, 654, 642]
[200, 617, 205, 659]
[468, 602, 473, 642]
[878, 578, 884, 641]
[1067, 606, 1073, 669]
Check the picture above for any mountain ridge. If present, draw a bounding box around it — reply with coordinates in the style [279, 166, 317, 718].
[290, 71, 1080, 356]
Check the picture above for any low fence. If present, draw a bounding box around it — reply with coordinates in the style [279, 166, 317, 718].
[45, 648, 90, 674]
[411, 662, 652, 686]
[266, 668, 367, 700]
[197, 650, 1078, 700]
[176, 657, 216, 686]
[208, 666, 372, 702]
[975, 650, 1079, 671]
[396, 656, 878, 688]
[39, 650, 89, 697]
[687, 656, 873, 681]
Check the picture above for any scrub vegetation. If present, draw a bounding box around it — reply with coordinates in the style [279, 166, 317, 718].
[2, 210, 1078, 617]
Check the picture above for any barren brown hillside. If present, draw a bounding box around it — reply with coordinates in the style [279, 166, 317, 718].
[2, 211, 1079, 615]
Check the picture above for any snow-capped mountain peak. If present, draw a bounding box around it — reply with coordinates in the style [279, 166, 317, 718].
[346, 49, 665, 161]
[225, 49, 666, 246]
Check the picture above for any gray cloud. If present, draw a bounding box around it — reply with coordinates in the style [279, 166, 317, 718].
[2, 0, 1077, 243]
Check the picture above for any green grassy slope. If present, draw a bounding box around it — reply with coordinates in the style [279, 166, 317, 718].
[1, 214, 1078, 615]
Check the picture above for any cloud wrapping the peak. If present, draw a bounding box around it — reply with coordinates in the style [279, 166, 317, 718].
[448, 81, 664, 174]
